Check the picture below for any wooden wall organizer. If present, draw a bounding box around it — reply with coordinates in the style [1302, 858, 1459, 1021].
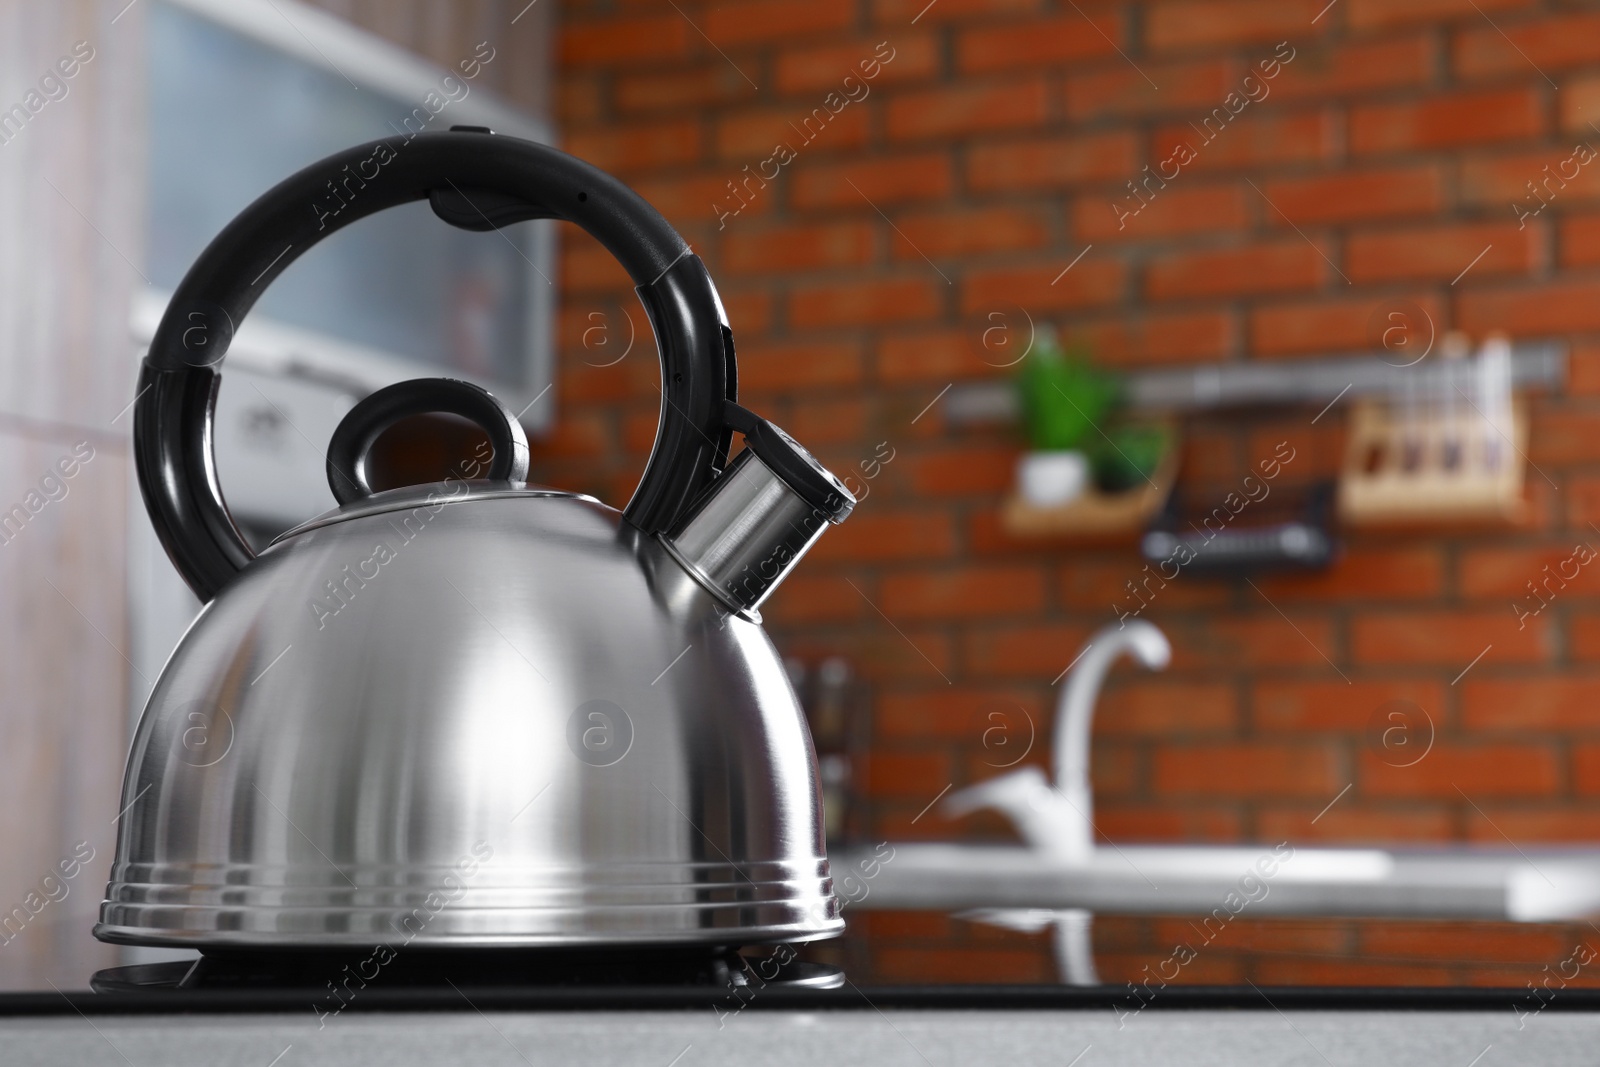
[1337, 398, 1528, 527]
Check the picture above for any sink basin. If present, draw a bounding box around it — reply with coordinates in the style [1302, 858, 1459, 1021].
[837, 843, 1600, 923]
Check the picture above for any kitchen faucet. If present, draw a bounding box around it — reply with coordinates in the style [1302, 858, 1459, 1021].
[944, 620, 1172, 863]
[944, 620, 1170, 986]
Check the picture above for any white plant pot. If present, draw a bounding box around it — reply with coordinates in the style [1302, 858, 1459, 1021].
[1017, 450, 1089, 508]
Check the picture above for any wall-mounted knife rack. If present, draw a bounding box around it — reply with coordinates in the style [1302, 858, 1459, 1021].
[941, 341, 1567, 427]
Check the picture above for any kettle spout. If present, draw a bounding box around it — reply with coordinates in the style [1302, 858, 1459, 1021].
[662, 405, 854, 614]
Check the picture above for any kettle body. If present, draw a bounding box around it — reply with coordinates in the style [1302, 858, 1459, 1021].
[98, 130, 853, 949]
[99, 485, 837, 947]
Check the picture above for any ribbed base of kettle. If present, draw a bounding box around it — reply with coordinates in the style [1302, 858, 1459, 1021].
[93, 916, 843, 949]
[96, 861, 844, 948]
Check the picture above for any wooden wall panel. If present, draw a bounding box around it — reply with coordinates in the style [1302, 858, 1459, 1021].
[0, 0, 144, 989]
[0, 424, 128, 989]
[0, 1, 143, 430]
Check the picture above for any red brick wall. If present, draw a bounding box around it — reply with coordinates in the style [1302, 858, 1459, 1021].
[546, 0, 1600, 875]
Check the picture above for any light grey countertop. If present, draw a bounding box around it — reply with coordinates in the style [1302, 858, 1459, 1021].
[3, 1006, 1597, 1067]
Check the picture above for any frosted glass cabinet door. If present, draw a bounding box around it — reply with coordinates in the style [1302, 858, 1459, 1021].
[146, 0, 549, 391]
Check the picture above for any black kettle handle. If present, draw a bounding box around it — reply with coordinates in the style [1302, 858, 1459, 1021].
[135, 128, 734, 601]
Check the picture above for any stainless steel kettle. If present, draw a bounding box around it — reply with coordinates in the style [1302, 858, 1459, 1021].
[96, 129, 855, 950]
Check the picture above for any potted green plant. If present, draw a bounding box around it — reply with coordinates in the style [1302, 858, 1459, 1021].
[1015, 329, 1169, 506]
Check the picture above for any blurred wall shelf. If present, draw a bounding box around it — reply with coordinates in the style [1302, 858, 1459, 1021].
[999, 440, 1178, 540]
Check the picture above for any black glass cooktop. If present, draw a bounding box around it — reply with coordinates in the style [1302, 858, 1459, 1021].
[5, 910, 1600, 1016]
